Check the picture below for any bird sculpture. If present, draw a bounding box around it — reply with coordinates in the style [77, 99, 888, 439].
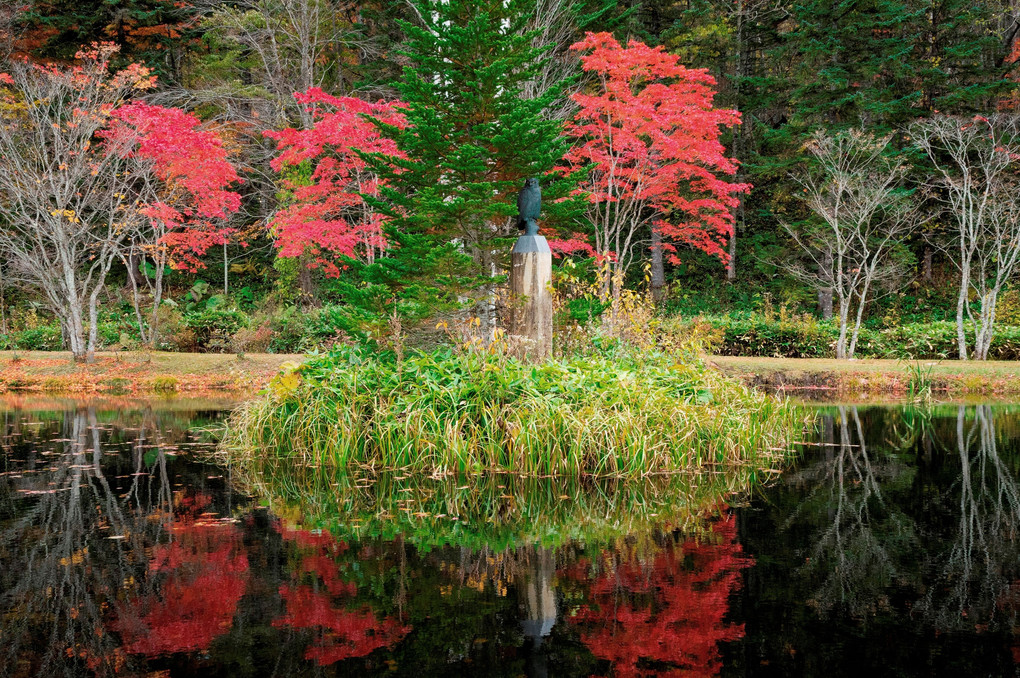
[516, 178, 541, 236]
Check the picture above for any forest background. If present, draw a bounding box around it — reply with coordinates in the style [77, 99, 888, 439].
[2, 0, 1020, 363]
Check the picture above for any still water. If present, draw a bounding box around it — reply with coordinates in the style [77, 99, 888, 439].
[2, 398, 1020, 677]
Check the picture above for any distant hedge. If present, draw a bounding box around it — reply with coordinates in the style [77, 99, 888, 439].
[684, 315, 1020, 360]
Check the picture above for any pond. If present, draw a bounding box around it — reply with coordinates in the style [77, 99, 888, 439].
[2, 397, 1020, 677]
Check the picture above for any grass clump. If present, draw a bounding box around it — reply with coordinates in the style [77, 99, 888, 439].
[150, 375, 180, 393]
[224, 345, 796, 478]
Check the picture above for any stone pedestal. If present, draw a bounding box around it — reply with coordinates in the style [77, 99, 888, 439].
[509, 235, 553, 361]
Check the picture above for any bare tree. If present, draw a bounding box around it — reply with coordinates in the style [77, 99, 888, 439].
[911, 114, 1020, 361]
[0, 0, 24, 60]
[196, 0, 368, 129]
[0, 45, 154, 362]
[783, 130, 915, 359]
[519, 0, 614, 120]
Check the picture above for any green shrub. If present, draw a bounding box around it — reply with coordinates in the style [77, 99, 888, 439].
[151, 376, 180, 393]
[184, 308, 251, 351]
[995, 289, 1020, 327]
[0, 325, 63, 351]
[707, 315, 836, 358]
[684, 314, 1020, 360]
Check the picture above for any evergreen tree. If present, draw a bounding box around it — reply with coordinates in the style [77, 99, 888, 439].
[909, 0, 1018, 114]
[363, 0, 582, 324]
[19, 0, 198, 81]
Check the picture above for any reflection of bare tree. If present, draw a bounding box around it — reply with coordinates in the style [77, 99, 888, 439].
[0, 407, 175, 675]
[915, 405, 1020, 630]
[795, 406, 917, 618]
[785, 405, 1020, 635]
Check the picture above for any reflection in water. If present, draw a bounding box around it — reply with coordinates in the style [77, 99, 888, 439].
[916, 405, 1020, 630]
[565, 515, 750, 678]
[739, 404, 1020, 676]
[0, 406, 179, 676]
[272, 525, 409, 666]
[113, 492, 250, 657]
[4, 401, 1020, 676]
[520, 548, 557, 646]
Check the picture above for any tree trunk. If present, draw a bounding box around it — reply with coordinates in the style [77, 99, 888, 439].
[726, 225, 737, 282]
[818, 248, 834, 320]
[86, 291, 100, 364]
[923, 246, 933, 283]
[728, 0, 744, 285]
[974, 290, 998, 361]
[298, 256, 317, 307]
[127, 246, 143, 290]
[956, 258, 970, 360]
[836, 302, 850, 359]
[0, 265, 6, 335]
[223, 240, 229, 296]
[650, 222, 665, 303]
[66, 309, 87, 363]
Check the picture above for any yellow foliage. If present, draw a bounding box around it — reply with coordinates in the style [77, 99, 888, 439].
[269, 361, 303, 400]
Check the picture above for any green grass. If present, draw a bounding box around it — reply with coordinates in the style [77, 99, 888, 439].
[223, 346, 798, 478]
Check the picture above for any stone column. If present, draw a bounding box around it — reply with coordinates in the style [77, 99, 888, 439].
[510, 234, 553, 361]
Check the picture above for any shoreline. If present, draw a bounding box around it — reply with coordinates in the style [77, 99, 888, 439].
[710, 356, 1020, 396]
[0, 350, 302, 394]
[2, 351, 1019, 399]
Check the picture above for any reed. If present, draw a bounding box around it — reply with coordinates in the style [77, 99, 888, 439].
[222, 346, 798, 478]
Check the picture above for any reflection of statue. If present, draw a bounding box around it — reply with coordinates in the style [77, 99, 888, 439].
[520, 548, 557, 644]
[516, 178, 541, 236]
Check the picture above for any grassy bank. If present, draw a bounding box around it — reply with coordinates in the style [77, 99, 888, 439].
[712, 356, 1020, 396]
[0, 350, 302, 394]
[223, 347, 798, 478]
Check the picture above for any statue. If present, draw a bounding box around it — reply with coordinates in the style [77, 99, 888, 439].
[510, 177, 552, 360]
[516, 177, 541, 236]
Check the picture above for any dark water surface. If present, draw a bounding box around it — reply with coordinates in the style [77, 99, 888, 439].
[2, 398, 1020, 677]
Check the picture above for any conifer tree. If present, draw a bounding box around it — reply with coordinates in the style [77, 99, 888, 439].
[19, 0, 198, 81]
[364, 0, 581, 324]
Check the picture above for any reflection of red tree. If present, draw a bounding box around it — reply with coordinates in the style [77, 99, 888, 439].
[114, 493, 250, 656]
[273, 524, 409, 666]
[566, 514, 751, 678]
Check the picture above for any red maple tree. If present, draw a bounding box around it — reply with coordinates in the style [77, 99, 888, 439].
[264, 89, 407, 277]
[103, 101, 243, 271]
[562, 32, 748, 282]
[565, 513, 751, 677]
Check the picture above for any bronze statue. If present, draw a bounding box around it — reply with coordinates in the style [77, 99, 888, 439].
[516, 178, 541, 236]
